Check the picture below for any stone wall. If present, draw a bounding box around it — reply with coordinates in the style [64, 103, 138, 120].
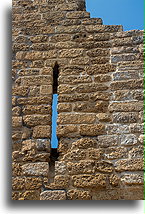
[12, 0, 144, 200]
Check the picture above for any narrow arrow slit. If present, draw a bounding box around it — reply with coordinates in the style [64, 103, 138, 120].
[51, 62, 59, 149]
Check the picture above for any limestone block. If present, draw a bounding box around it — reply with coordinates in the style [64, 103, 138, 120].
[71, 138, 98, 150]
[80, 124, 105, 136]
[57, 113, 96, 124]
[17, 96, 52, 105]
[120, 134, 138, 146]
[33, 125, 51, 138]
[110, 79, 143, 90]
[105, 147, 128, 160]
[73, 101, 108, 113]
[23, 115, 51, 127]
[109, 101, 143, 112]
[12, 106, 21, 116]
[67, 189, 91, 200]
[115, 158, 143, 172]
[86, 64, 116, 75]
[72, 174, 107, 188]
[12, 86, 29, 96]
[12, 117, 22, 128]
[112, 112, 138, 123]
[98, 135, 119, 148]
[25, 177, 43, 190]
[12, 177, 25, 190]
[95, 161, 114, 173]
[121, 173, 144, 185]
[40, 190, 66, 200]
[22, 105, 51, 115]
[22, 162, 49, 176]
[62, 149, 86, 161]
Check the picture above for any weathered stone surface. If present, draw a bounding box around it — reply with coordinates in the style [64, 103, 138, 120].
[21, 190, 40, 200]
[80, 124, 106, 136]
[57, 125, 79, 138]
[17, 96, 52, 105]
[55, 161, 67, 175]
[12, 86, 29, 96]
[95, 161, 114, 173]
[120, 134, 138, 146]
[12, 117, 22, 128]
[67, 189, 91, 200]
[67, 161, 95, 175]
[22, 105, 51, 115]
[12, 106, 21, 116]
[129, 123, 144, 133]
[129, 146, 144, 159]
[121, 173, 144, 185]
[115, 158, 143, 172]
[98, 135, 119, 147]
[40, 190, 66, 200]
[62, 149, 86, 161]
[58, 113, 96, 124]
[25, 177, 43, 190]
[112, 112, 138, 123]
[110, 79, 143, 90]
[109, 101, 143, 112]
[86, 64, 116, 75]
[12, 177, 25, 190]
[33, 125, 51, 138]
[96, 113, 111, 122]
[58, 103, 72, 112]
[71, 138, 98, 149]
[105, 147, 127, 160]
[23, 115, 51, 127]
[74, 101, 108, 113]
[72, 174, 107, 188]
[106, 124, 129, 134]
[22, 162, 49, 176]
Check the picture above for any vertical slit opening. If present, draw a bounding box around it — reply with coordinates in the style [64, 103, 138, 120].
[51, 62, 59, 149]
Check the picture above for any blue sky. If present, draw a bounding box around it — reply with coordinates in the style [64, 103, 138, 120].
[86, 0, 143, 31]
[51, 0, 143, 148]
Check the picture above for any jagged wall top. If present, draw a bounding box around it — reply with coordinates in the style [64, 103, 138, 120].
[13, 0, 86, 11]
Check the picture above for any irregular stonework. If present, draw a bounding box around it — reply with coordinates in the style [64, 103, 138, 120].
[12, 0, 143, 200]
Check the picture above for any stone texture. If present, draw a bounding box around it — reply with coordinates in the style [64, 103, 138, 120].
[12, 0, 143, 201]
[40, 190, 66, 200]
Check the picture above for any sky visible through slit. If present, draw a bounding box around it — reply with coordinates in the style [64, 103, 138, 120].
[50, 0, 143, 148]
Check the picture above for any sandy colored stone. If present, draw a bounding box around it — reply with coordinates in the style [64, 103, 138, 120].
[115, 158, 143, 172]
[57, 125, 79, 138]
[58, 113, 96, 125]
[72, 174, 107, 188]
[12, 106, 21, 116]
[67, 189, 91, 200]
[22, 105, 51, 115]
[12, 177, 25, 190]
[58, 103, 72, 112]
[80, 124, 105, 136]
[22, 190, 40, 200]
[12, 117, 22, 128]
[22, 162, 49, 176]
[25, 177, 43, 190]
[40, 190, 66, 200]
[23, 115, 51, 127]
[33, 125, 51, 138]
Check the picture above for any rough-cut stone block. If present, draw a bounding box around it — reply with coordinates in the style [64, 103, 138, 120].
[12, 177, 25, 190]
[58, 103, 72, 112]
[58, 113, 96, 124]
[95, 161, 114, 173]
[120, 187, 143, 200]
[105, 147, 127, 160]
[129, 146, 144, 159]
[17, 96, 52, 105]
[115, 158, 143, 172]
[67, 161, 95, 175]
[80, 124, 106, 136]
[12, 86, 29, 96]
[112, 112, 138, 123]
[21, 190, 40, 200]
[96, 113, 111, 122]
[59, 75, 92, 84]
[72, 174, 107, 188]
[25, 177, 43, 190]
[23, 115, 51, 127]
[86, 64, 116, 75]
[87, 148, 103, 160]
[71, 138, 98, 150]
[57, 125, 79, 138]
[40, 190, 66, 200]
[129, 123, 144, 133]
[66, 11, 90, 19]
[121, 173, 144, 185]
[62, 149, 86, 161]
[59, 49, 84, 58]
[12, 117, 22, 128]
[55, 161, 67, 175]
[74, 101, 108, 113]
[20, 76, 52, 86]
[120, 134, 138, 146]
[22, 105, 51, 115]
[22, 162, 49, 176]
[110, 79, 143, 90]
[109, 101, 143, 112]
[67, 189, 91, 200]
[33, 125, 51, 138]
[58, 93, 89, 102]
[12, 106, 21, 116]
[106, 124, 129, 134]
[98, 135, 119, 147]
